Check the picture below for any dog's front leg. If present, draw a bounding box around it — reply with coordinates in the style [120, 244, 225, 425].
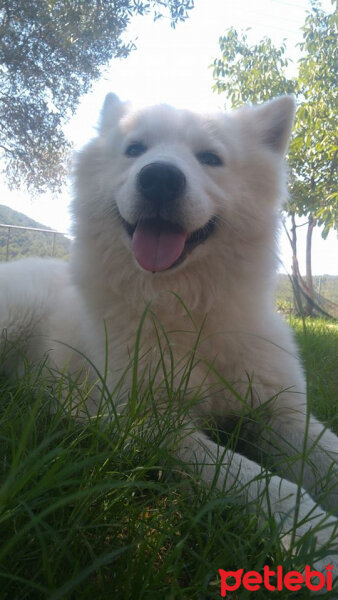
[176, 427, 337, 573]
[260, 412, 338, 514]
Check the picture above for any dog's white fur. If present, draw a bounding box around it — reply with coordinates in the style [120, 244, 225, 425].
[1, 94, 337, 574]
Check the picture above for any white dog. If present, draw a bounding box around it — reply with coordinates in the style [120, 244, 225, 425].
[0, 94, 337, 575]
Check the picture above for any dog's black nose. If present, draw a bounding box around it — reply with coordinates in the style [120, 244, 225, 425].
[137, 162, 186, 204]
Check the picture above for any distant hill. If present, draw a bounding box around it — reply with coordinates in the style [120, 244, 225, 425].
[0, 204, 70, 261]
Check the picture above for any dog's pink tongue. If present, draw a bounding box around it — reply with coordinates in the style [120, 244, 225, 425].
[132, 219, 188, 272]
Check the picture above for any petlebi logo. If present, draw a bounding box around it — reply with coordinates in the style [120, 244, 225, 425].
[218, 564, 334, 596]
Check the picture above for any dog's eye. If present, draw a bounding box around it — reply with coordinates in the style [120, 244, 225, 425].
[125, 142, 147, 158]
[196, 151, 223, 167]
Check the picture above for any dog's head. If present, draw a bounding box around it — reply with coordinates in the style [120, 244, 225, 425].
[73, 94, 295, 278]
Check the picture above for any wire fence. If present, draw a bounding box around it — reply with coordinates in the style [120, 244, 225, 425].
[0, 223, 70, 262]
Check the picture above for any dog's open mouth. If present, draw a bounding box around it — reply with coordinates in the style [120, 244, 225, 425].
[121, 216, 216, 272]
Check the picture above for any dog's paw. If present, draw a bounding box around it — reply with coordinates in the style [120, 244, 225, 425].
[266, 476, 337, 559]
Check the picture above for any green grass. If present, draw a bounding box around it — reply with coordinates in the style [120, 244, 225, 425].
[0, 318, 337, 599]
[291, 317, 338, 430]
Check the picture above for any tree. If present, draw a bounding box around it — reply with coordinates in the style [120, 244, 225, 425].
[287, 3, 337, 313]
[0, 0, 194, 192]
[212, 1, 337, 315]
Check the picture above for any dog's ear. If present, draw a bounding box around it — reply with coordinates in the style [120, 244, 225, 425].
[254, 96, 296, 155]
[99, 93, 127, 134]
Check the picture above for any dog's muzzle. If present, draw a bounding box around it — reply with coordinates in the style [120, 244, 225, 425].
[121, 161, 216, 273]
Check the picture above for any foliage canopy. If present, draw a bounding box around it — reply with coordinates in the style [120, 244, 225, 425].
[0, 0, 194, 192]
[212, 2, 337, 238]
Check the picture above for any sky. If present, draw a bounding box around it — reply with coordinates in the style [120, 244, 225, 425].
[1, 0, 337, 275]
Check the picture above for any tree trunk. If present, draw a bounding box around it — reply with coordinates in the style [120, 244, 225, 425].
[305, 215, 316, 316]
[290, 213, 303, 314]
